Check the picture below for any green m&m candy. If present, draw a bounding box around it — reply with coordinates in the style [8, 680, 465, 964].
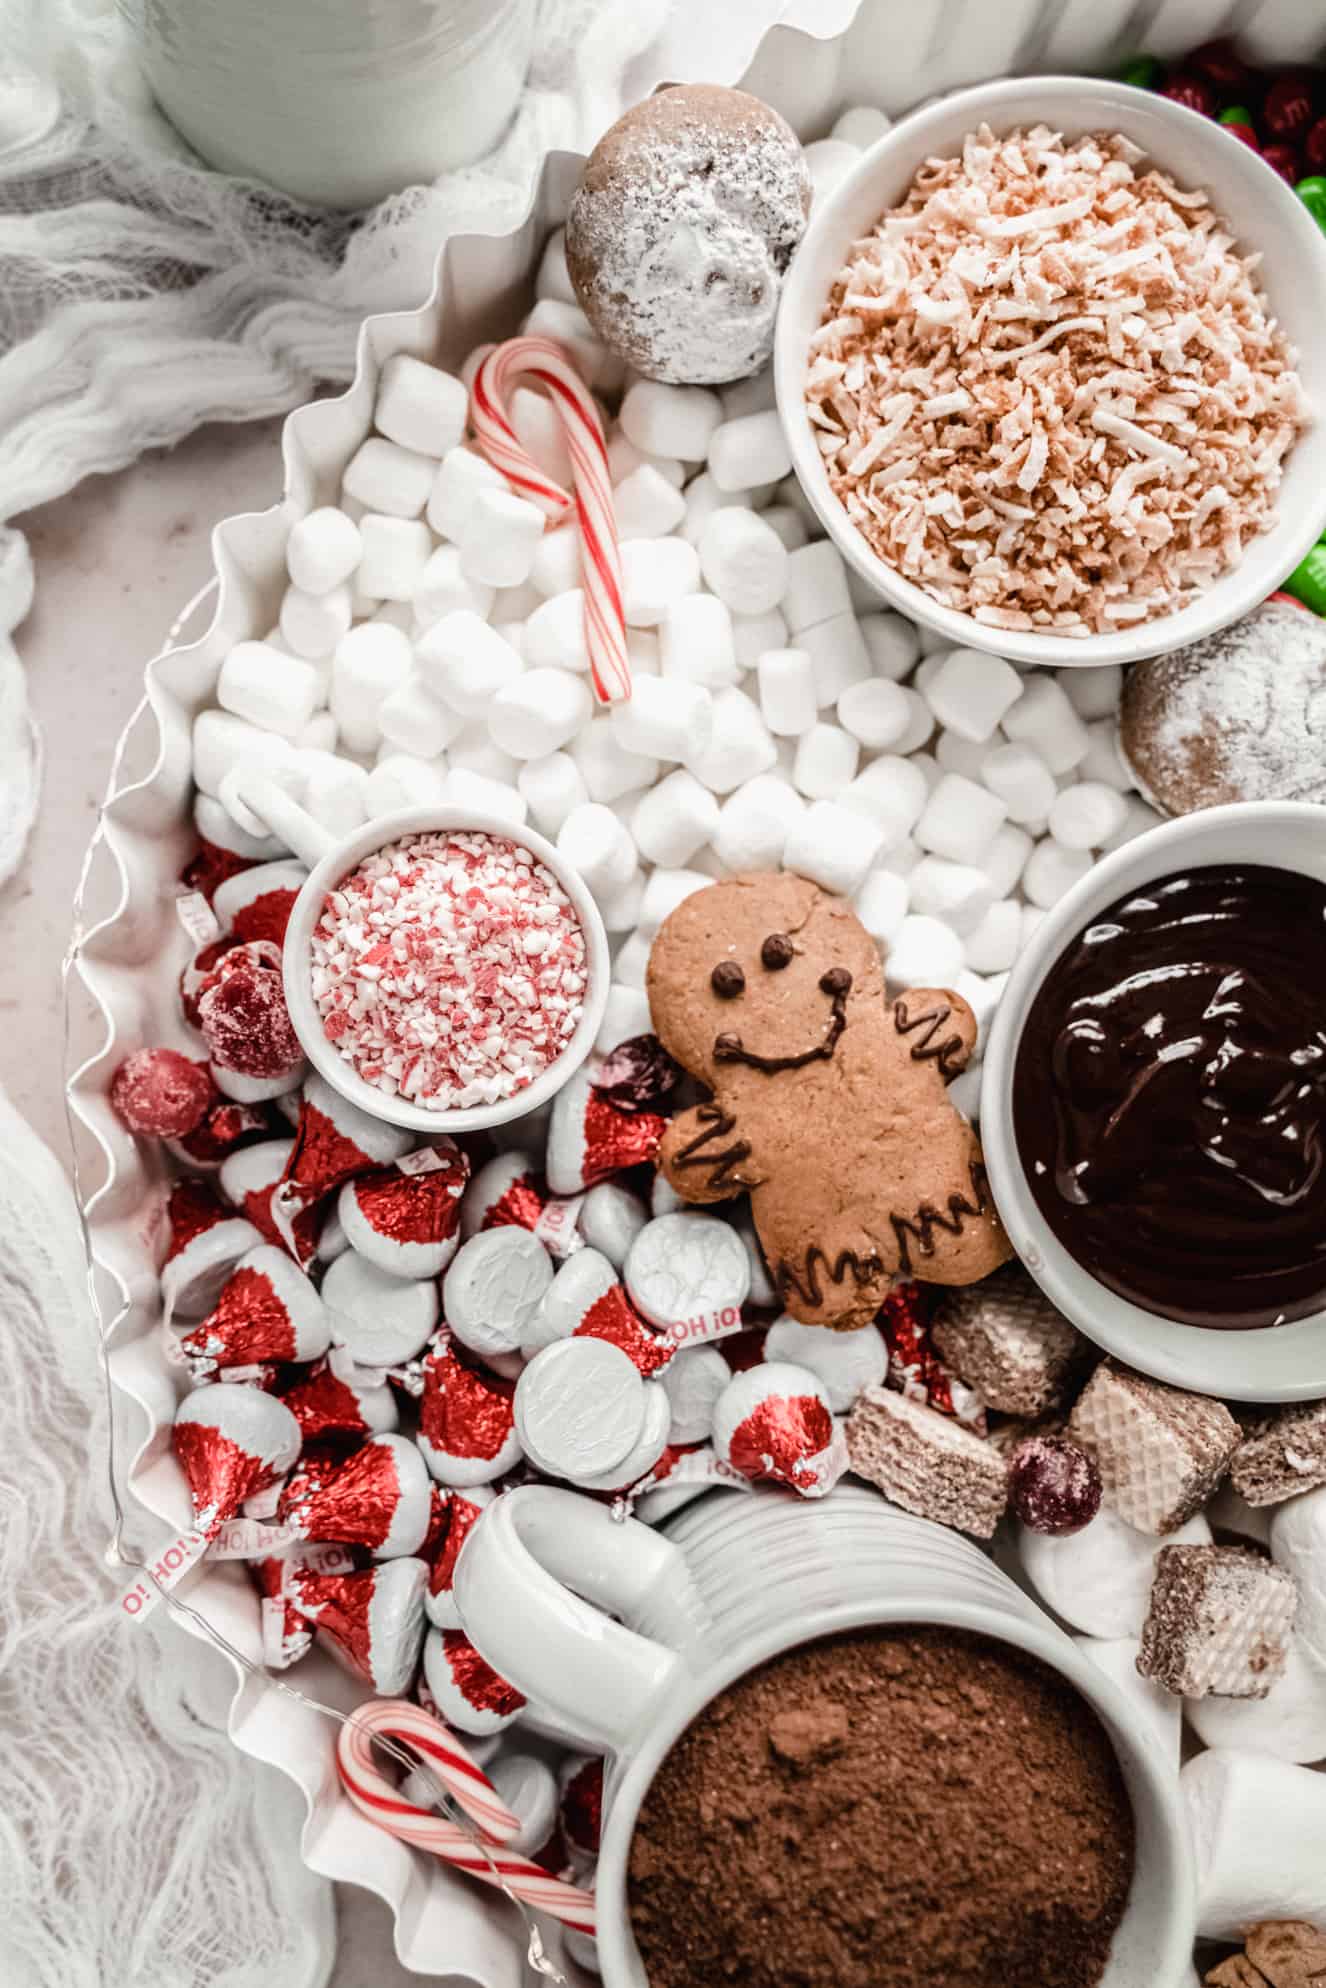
[1119, 54, 1162, 90]
[1296, 175, 1326, 233]
[1283, 543, 1326, 617]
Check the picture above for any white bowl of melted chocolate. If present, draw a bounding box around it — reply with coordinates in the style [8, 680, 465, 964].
[982, 800, 1326, 1401]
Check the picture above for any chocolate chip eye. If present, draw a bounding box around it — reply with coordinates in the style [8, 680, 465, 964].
[711, 961, 746, 999]
[820, 967, 852, 997]
[760, 932, 794, 971]
[714, 1032, 742, 1060]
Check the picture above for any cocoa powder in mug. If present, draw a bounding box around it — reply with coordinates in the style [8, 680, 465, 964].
[627, 1626, 1134, 1988]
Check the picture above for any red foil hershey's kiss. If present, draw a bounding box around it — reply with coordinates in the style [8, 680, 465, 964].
[279, 1440, 403, 1551]
[165, 1179, 229, 1258]
[282, 1362, 380, 1446]
[352, 1155, 468, 1246]
[438, 1630, 526, 1716]
[181, 1266, 300, 1369]
[580, 1089, 666, 1184]
[575, 1284, 671, 1375]
[879, 1281, 986, 1431]
[428, 1489, 486, 1598]
[419, 1335, 515, 1461]
[727, 1394, 835, 1488]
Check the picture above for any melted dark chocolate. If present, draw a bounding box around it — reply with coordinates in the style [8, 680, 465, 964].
[1013, 865, 1326, 1331]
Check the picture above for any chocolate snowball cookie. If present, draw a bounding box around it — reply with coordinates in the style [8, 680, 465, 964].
[566, 83, 810, 387]
[1119, 598, 1326, 814]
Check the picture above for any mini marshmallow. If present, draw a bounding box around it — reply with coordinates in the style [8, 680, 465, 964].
[488, 669, 592, 759]
[1074, 1635, 1181, 1769]
[799, 612, 871, 706]
[612, 930, 650, 992]
[907, 857, 996, 936]
[1048, 782, 1130, 852]
[757, 648, 817, 737]
[1063, 663, 1124, 720]
[1271, 1488, 1326, 1672]
[733, 607, 790, 669]
[331, 622, 414, 752]
[578, 1180, 650, 1269]
[915, 773, 1008, 866]
[357, 515, 433, 601]
[893, 691, 936, 757]
[415, 612, 522, 715]
[194, 790, 283, 863]
[619, 381, 722, 462]
[613, 464, 687, 542]
[783, 542, 851, 634]
[608, 430, 682, 489]
[981, 823, 1034, 898]
[659, 592, 739, 690]
[721, 371, 778, 420]
[574, 715, 658, 804]
[377, 674, 465, 759]
[1017, 1507, 1212, 1638]
[934, 732, 989, 782]
[413, 545, 496, 625]
[962, 900, 1022, 975]
[524, 590, 589, 674]
[487, 1753, 559, 1859]
[684, 688, 776, 794]
[625, 1212, 750, 1347]
[365, 754, 448, 816]
[707, 410, 792, 493]
[279, 582, 353, 660]
[529, 524, 582, 599]
[522, 299, 614, 389]
[837, 678, 912, 750]
[1080, 719, 1134, 792]
[298, 710, 339, 754]
[599, 870, 646, 934]
[1000, 675, 1091, 775]
[1023, 840, 1094, 910]
[442, 1227, 553, 1362]
[765, 1314, 888, 1412]
[979, 742, 1057, 825]
[445, 769, 528, 827]
[712, 776, 806, 871]
[427, 446, 508, 541]
[287, 506, 362, 596]
[696, 508, 789, 616]
[793, 723, 859, 800]
[627, 629, 661, 677]
[458, 489, 545, 590]
[322, 1248, 440, 1366]
[218, 641, 321, 740]
[923, 649, 1023, 742]
[375, 355, 468, 458]
[859, 611, 921, 681]
[1104, 795, 1165, 850]
[511, 385, 573, 486]
[839, 756, 929, 844]
[759, 507, 808, 554]
[342, 436, 435, 518]
[854, 869, 910, 947]
[515, 1336, 648, 1482]
[1182, 1748, 1326, 1938]
[784, 800, 885, 897]
[680, 470, 743, 547]
[612, 676, 714, 765]
[302, 752, 368, 839]
[883, 913, 966, 990]
[517, 751, 589, 836]
[631, 768, 720, 867]
[595, 983, 652, 1054]
[805, 137, 861, 199]
[558, 802, 637, 896]
[660, 1344, 730, 1443]
[636, 867, 711, 938]
[1185, 1640, 1326, 1764]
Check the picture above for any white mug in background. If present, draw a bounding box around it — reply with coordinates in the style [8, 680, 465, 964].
[454, 1482, 1197, 1988]
[117, 0, 536, 208]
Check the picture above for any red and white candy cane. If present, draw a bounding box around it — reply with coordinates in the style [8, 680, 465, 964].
[470, 336, 630, 706]
[336, 1698, 597, 1934]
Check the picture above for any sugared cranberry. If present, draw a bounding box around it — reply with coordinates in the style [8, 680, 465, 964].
[198, 946, 301, 1079]
[1008, 1434, 1102, 1536]
[110, 1047, 214, 1138]
[1161, 75, 1214, 118]
[594, 1033, 682, 1113]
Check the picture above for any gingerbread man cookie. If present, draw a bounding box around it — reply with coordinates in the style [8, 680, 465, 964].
[646, 873, 1010, 1331]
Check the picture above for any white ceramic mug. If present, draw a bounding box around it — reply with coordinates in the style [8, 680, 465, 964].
[233, 778, 610, 1135]
[454, 1482, 1197, 1987]
[982, 800, 1326, 1403]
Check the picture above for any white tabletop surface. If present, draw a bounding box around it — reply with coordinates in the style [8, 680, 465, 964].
[6, 422, 420, 1987]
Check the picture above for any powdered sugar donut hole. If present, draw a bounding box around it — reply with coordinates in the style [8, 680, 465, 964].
[566, 83, 811, 386]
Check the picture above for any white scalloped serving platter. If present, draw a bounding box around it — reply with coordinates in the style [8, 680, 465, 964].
[66, 0, 1324, 1978]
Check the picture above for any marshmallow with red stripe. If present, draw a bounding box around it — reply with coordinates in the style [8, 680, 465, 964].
[212, 858, 308, 947]
[179, 1246, 331, 1375]
[220, 1138, 321, 1268]
[280, 1358, 399, 1445]
[288, 1557, 429, 1695]
[417, 1330, 522, 1487]
[423, 1483, 495, 1629]
[278, 1431, 432, 1556]
[624, 1211, 751, 1351]
[545, 1065, 667, 1194]
[340, 1140, 469, 1280]
[442, 1227, 554, 1362]
[461, 1149, 584, 1259]
[514, 1337, 671, 1491]
[159, 1178, 263, 1323]
[272, 1071, 413, 1250]
[172, 1385, 302, 1535]
[577, 1179, 649, 1269]
[712, 1362, 848, 1499]
[322, 1247, 440, 1368]
[422, 1625, 526, 1737]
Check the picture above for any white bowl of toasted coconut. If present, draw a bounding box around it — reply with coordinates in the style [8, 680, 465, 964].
[775, 75, 1326, 668]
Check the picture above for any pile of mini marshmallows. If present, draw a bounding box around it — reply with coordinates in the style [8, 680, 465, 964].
[194, 114, 1161, 1111]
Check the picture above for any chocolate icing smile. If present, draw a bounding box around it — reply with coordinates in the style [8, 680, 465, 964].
[713, 973, 851, 1072]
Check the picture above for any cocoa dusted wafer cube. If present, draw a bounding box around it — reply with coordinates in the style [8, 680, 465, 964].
[931, 1263, 1093, 1417]
[1137, 1544, 1297, 1700]
[846, 1385, 1008, 1539]
[1230, 1400, 1326, 1507]
[1068, 1360, 1239, 1536]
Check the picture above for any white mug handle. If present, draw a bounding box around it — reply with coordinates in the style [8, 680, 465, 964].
[231, 771, 339, 870]
[453, 1486, 712, 1752]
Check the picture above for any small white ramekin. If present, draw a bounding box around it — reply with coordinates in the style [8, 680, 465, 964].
[238, 786, 610, 1136]
[774, 75, 1326, 670]
[981, 801, 1326, 1402]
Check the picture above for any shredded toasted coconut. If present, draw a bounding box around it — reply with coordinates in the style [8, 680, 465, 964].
[807, 125, 1309, 637]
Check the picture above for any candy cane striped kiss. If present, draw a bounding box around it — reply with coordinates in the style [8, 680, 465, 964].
[470, 336, 630, 705]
